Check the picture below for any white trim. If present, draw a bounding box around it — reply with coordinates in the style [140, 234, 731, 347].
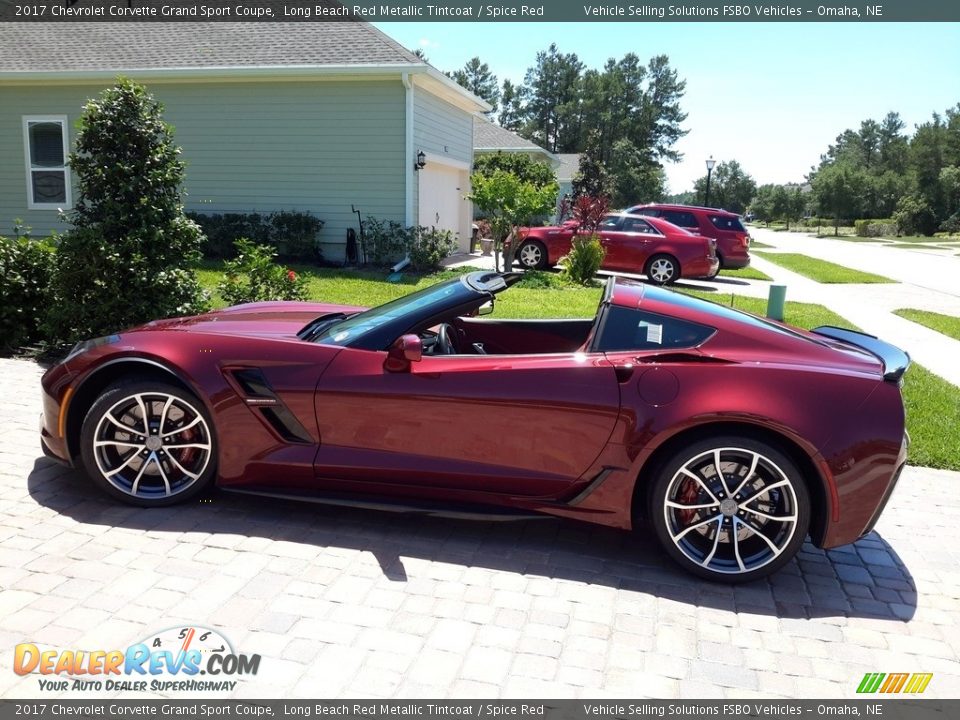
[402, 72, 414, 228]
[22, 115, 71, 211]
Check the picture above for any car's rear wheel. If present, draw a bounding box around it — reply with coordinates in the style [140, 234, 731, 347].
[80, 380, 216, 507]
[516, 240, 548, 270]
[648, 436, 810, 583]
[645, 254, 680, 285]
[706, 253, 722, 279]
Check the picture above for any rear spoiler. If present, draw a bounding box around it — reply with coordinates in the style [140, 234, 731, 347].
[812, 326, 911, 382]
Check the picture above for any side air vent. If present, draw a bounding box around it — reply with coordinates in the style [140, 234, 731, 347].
[227, 368, 313, 444]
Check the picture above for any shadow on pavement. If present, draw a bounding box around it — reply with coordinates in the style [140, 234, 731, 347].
[28, 457, 917, 622]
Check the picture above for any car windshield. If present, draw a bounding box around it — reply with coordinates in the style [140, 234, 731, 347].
[310, 280, 463, 346]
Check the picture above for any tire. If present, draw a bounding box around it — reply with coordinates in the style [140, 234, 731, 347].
[645, 254, 680, 285]
[79, 379, 217, 507]
[647, 436, 810, 583]
[515, 240, 548, 270]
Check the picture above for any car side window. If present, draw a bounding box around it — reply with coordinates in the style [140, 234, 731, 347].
[600, 216, 622, 230]
[662, 211, 699, 229]
[633, 208, 659, 218]
[596, 306, 715, 352]
[621, 218, 658, 234]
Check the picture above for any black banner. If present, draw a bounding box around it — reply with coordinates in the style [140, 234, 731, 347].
[2, 0, 960, 22]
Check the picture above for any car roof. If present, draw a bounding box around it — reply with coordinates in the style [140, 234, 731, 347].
[628, 203, 740, 217]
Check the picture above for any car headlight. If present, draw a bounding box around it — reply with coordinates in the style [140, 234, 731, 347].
[64, 334, 121, 362]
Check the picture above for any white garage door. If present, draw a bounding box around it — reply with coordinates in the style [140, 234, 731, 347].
[418, 163, 469, 252]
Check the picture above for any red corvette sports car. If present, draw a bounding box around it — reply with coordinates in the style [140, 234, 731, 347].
[40, 272, 910, 581]
[513, 213, 719, 283]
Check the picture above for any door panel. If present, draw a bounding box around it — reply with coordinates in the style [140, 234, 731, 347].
[599, 231, 651, 272]
[313, 349, 621, 498]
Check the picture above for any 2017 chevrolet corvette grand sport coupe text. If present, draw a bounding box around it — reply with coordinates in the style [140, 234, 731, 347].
[40, 273, 910, 582]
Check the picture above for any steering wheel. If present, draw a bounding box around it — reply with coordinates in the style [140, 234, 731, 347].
[436, 323, 457, 355]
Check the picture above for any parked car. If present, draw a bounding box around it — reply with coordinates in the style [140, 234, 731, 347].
[514, 213, 718, 284]
[41, 271, 910, 582]
[624, 204, 752, 274]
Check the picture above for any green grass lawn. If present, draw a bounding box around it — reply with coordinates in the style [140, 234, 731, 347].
[894, 308, 960, 341]
[746, 240, 774, 249]
[719, 266, 772, 281]
[754, 252, 896, 284]
[902, 365, 960, 471]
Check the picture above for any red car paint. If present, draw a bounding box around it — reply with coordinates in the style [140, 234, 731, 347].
[40, 274, 908, 558]
[517, 213, 719, 280]
[625, 204, 752, 270]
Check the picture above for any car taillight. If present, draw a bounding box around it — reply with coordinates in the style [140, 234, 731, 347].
[741, 234, 750, 248]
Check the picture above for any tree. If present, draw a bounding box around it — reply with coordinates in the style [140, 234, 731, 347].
[572, 129, 612, 200]
[449, 57, 500, 112]
[608, 138, 665, 207]
[498, 79, 525, 131]
[750, 184, 777, 224]
[692, 160, 756, 214]
[467, 170, 558, 272]
[473, 152, 557, 190]
[413, 48, 429, 62]
[811, 162, 867, 235]
[522, 44, 584, 153]
[46, 79, 207, 343]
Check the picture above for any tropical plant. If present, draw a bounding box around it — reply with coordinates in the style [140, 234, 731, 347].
[217, 239, 306, 305]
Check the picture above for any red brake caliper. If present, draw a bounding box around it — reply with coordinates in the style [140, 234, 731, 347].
[676, 478, 701, 525]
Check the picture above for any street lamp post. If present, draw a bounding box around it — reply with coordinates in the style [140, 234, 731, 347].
[704, 156, 716, 208]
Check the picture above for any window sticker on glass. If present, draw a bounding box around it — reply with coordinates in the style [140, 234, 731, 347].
[639, 321, 663, 345]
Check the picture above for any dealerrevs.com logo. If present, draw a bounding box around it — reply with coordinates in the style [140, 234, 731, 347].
[856, 672, 933, 694]
[14, 626, 260, 693]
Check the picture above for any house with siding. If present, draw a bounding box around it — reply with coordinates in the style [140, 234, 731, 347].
[0, 21, 489, 256]
[473, 117, 558, 169]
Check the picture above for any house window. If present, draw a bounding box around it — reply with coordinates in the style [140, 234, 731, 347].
[23, 116, 71, 209]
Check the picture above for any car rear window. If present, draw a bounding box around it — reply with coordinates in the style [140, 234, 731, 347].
[709, 215, 746, 232]
[661, 210, 699, 229]
[596, 306, 715, 352]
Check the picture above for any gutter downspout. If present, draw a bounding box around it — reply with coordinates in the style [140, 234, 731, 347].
[402, 72, 414, 228]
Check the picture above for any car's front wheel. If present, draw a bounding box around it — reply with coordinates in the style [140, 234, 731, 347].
[79, 380, 217, 507]
[645, 254, 680, 285]
[515, 240, 548, 270]
[648, 436, 810, 582]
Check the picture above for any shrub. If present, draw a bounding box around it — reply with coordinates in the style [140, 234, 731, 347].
[409, 226, 456, 272]
[893, 195, 938, 236]
[217, 239, 307, 306]
[188, 211, 324, 261]
[363, 217, 412, 266]
[939, 212, 960, 235]
[0, 235, 55, 353]
[854, 218, 898, 237]
[45, 79, 207, 345]
[560, 236, 605, 286]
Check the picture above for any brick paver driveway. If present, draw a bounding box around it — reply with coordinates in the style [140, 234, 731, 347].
[1, 358, 958, 699]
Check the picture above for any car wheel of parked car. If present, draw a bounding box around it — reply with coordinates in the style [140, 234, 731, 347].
[648, 436, 810, 583]
[645, 254, 679, 285]
[80, 380, 217, 507]
[707, 254, 722, 279]
[516, 240, 548, 270]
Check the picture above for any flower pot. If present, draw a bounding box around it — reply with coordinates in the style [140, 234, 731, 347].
[480, 238, 494, 256]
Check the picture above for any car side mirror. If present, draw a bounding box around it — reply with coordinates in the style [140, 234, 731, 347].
[384, 334, 422, 373]
[477, 301, 494, 316]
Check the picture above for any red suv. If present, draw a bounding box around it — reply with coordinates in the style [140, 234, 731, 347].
[624, 204, 751, 275]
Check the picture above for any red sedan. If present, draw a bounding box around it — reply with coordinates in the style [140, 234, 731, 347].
[40, 272, 909, 582]
[514, 213, 719, 284]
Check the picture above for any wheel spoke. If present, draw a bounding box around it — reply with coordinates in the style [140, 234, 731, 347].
[164, 442, 211, 450]
[666, 500, 718, 510]
[731, 517, 746, 571]
[95, 440, 144, 449]
[135, 395, 151, 434]
[104, 450, 140, 478]
[130, 452, 153, 495]
[729, 451, 760, 499]
[104, 412, 138, 434]
[740, 517, 783, 557]
[741, 479, 789, 506]
[158, 396, 174, 436]
[701, 517, 724, 567]
[162, 416, 201, 438]
[713, 449, 727, 493]
[743, 506, 797, 523]
[679, 467, 719, 503]
[166, 452, 200, 481]
[155, 456, 172, 496]
[671, 513, 722, 542]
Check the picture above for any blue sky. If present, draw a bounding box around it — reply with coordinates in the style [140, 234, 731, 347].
[376, 22, 960, 193]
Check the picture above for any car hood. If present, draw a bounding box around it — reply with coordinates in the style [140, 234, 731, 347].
[133, 301, 367, 338]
